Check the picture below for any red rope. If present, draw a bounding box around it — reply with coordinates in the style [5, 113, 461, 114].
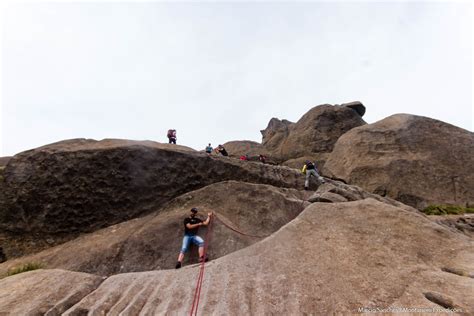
[214, 214, 268, 238]
[189, 216, 213, 316]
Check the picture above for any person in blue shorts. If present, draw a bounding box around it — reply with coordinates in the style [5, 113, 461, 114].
[175, 207, 212, 269]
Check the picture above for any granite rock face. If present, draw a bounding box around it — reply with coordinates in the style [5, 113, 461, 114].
[229, 103, 366, 166]
[0, 269, 103, 315]
[2, 199, 472, 315]
[323, 114, 474, 209]
[0, 139, 304, 235]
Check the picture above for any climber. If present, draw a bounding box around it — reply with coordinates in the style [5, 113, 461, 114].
[167, 129, 177, 144]
[175, 208, 212, 269]
[259, 154, 267, 164]
[302, 160, 325, 190]
[205, 143, 213, 154]
[215, 144, 228, 156]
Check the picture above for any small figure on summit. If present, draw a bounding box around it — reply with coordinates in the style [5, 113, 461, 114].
[302, 160, 325, 190]
[167, 129, 177, 144]
[215, 144, 228, 156]
[205, 143, 213, 154]
[175, 208, 212, 269]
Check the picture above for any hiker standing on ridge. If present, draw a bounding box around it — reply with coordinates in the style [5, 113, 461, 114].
[205, 143, 213, 154]
[167, 129, 177, 144]
[302, 160, 325, 190]
[175, 208, 212, 269]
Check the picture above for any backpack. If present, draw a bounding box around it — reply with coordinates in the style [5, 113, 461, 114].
[167, 129, 176, 138]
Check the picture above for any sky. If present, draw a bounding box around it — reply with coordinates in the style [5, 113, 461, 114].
[0, 0, 472, 156]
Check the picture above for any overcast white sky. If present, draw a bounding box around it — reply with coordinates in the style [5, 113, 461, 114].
[1, 1, 472, 156]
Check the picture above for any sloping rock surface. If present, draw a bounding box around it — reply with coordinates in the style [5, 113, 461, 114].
[0, 181, 307, 276]
[0, 139, 304, 235]
[431, 214, 474, 237]
[0, 269, 103, 315]
[323, 114, 474, 209]
[7, 199, 468, 315]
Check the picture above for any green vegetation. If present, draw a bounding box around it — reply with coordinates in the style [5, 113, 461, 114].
[6, 262, 44, 277]
[422, 204, 474, 216]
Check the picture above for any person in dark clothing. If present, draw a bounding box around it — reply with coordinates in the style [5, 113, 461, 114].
[167, 129, 177, 144]
[175, 207, 212, 269]
[0, 247, 6, 263]
[215, 144, 228, 156]
[302, 160, 325, 190]
[259, 154, 267, 164]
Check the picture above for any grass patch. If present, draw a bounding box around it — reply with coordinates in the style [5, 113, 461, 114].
[6, 262, 44, 277]
[422, 205, 474, 216]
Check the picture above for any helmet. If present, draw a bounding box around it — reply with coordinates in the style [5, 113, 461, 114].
[191, 207, 198, 213]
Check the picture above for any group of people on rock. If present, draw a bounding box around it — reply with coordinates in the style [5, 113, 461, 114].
[166, 129, 269, 163]
[167, 128, 324, 190]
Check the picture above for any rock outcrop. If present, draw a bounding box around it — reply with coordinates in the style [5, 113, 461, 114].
[0, 139, 305, 235]
[260, 104, 367, 165]
[0, 181, 307, 275]
[323, 114, 474, 209]
[1, 199, 472, 314]
[0, 269, 103, 315]
[221, 140, 268, 158]
[227, 103, 366, 167]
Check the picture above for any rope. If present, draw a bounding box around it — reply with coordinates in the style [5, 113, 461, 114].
[187, 204, 309, 315]
[189, 216, 213, 316]
[214, 214, 268, 238]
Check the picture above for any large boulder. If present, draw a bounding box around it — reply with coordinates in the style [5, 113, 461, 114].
[323, 114, 474, 210]
[5, 199, 470, 315]
[221, 140, 268, 158]
[0, 139, 304, 235]
[260, 104, 366, 165]
[261, 118, 295, 151]
[0, 181, 307, 275]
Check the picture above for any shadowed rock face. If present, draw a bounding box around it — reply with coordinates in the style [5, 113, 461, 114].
[0, 181, 307, 275]
[323, 114, 474, 210]
[1, 199, 472, 314]
[0, 139, 304, 235]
